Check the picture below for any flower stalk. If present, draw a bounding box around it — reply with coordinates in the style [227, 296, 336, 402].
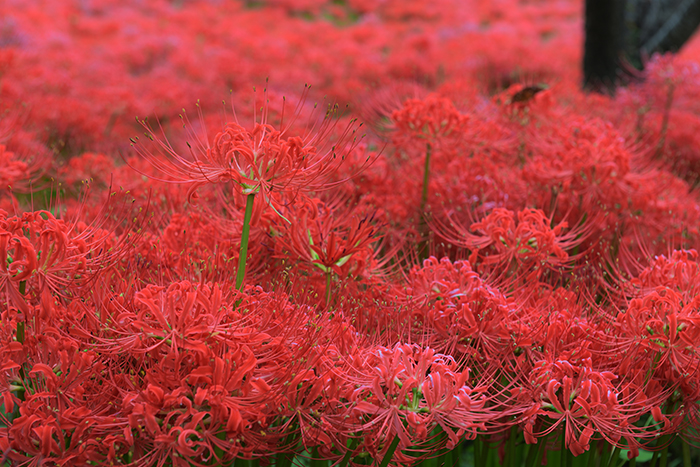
[236, 193, 255, 291]
[16, 280, 26, 344]
[379, 436, 400, 467]
[418, 142, 432, 262]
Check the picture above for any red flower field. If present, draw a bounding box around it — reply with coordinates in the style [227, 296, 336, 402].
[2, 0, 700, 465]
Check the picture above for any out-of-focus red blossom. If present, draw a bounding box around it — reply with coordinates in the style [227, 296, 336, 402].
[58, 152, 116, 187]
[391, 94, 469, 145]
[0, 145, 28, 190]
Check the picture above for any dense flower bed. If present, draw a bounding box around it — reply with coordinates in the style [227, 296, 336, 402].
[2, 0, 700, 466]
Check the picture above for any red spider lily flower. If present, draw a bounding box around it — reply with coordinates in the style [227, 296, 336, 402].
[618, 287, 697, 360]
[342, 344, 489, 462]
[0, 209, 136, 315]
[435, 207, 590, 284]
[611, 253, 700, 396]
[0, 145, 29, 190]
[391, 94, 469, 144]
[401, 257, 513, 359]
[274, 196, 383, 277]
[355, 82, 426, 138]
[131, 87, 365, 214]
[0, 227, 35, 315]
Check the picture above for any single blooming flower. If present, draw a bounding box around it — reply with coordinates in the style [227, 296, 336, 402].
[131, 87, 365, 215]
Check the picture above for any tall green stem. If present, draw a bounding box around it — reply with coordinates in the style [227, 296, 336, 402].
[420, 142, 432, 214]
[474, 437, 483, 467]
[338, 437, 359, 467]
[310, 447, 328, 467]
[586, 440, 597, 467]
[325, 270, 332, 307]
[682, 437, 691, 467]
[378, 436, 400, 467]
[16, 280, 26, 344]
[234, 458, 258, 467]
[236, 193, 255, 291]
[525, 441, 543, 467]
[506, 426, 516, 467]
[418, 142, 432, 262]
[214, 431, 232, 467]
[660, 441, 670, 467]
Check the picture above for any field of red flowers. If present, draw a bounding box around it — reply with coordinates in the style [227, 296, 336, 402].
[3, 0, 700, 466]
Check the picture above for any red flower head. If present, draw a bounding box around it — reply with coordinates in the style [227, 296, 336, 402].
[391, 94, 469, 145]
[131, 86, 365, 216]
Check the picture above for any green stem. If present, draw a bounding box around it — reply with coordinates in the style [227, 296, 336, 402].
[474, 437, 483, 467]
[338, 438, 359, 467]
[525, 441, 543, 467]
[507, 426, 516, 467]
[586, 440, 597, 467]
[236, 193, 255, 291]
[444, 445, 454, 467]
[561, 431, 568, 467]
[606, 446, 619, 467]
[325, 270, 332, 308]
[214, 431, 232, 466]
[16, 321, 24, 344]
[650, 450, 659, 467]
[657, 398, 677, 467]
[234, 458, 258, 467]
[420, 142, 432, 214]
[660, 441, 670, 467]
[417, 142, 432, 263]
[16, 281, 26, 344]
[275, 429, 299, 467]
[682, 438, 691, 467]
[311, 447, 327, 467]
[378, 436, 400, 467]
[655, 83, 675, 159]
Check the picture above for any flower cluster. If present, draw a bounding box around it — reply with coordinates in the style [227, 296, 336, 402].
[2, 0, 700, 466]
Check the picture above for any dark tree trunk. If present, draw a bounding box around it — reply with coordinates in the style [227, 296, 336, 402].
[637, 0, 700, 55]
[583, 0, 700, 94]
[583, 0, 626, 94]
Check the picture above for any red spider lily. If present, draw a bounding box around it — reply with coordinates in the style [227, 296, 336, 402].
[400, 257, 513, 359]
[7, 2, 700, 465]
[0, 208, 138, 316]
[391, 94, 469, 144]
[0, 231, 33, 316]
[617, 287, 700, 374]
[341, 344, 490, 462]
[355, 82, 426, 138]
[434, 207, 590, 285]
[0, 335, 120, 466]
[274, 196, 383, 277]
[0, 145, 29, 191]
[512, 357, 664, 458]
[131, 87, 365, 212]
[523, 117, 645, 229]
[610, 253, 700, 396]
